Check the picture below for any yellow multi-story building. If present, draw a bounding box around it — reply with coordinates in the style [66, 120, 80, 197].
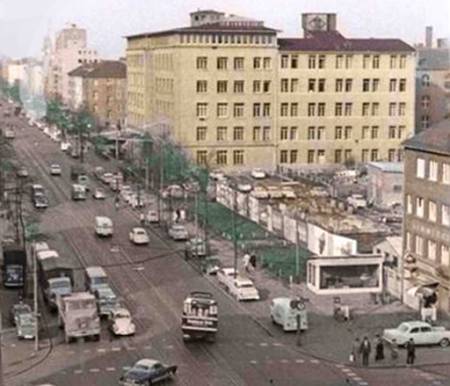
[126, 11, 415, 170]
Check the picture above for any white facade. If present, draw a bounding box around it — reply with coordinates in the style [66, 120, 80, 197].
[68, 75, 84, 109]
[7, 62, 26, 85]
[25, 63, 44, 96]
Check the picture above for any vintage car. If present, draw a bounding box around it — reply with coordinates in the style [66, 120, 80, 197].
[119, 359, 177, 385]
[92, 187, 106, 200]
[146, 209, 159, 224]
[16, 166, 29, 178]
[228, 276, 260, 301]
[201, 256, 222, 275]
[217, 267, 237, 288]
[109, 307, 135, 336]
[129, 227, 150, 245]
[16, 313, 37, 340]
[383, 321, 450, 347]
[270, 297, 308, 332]
[10, 302, 32, 326]
[168, 224, 189, 241]
[49, 163, 62, 176]
[185, 237, 207, 258]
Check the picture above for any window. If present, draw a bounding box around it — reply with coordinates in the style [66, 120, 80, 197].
[390, 55, 397, 69]
[318, 79, 326, 92]
[318, 103, 326, 116]
[428, 240, 437, 261]
[216, 126, 227, 141]
[308, 55, 316, 69]
[197, 56, 207, 69]
[429, 201, 437, 222]
[290, 150, 298, 164]
[234, 80, 244, 93]
[400, 55, 407, 68]
[290, 103, 298, 117]
[362, 103, 370, 116]
[388, 149, 395, 162]
[415, 236, 424, 256]
[372, 55, 380, 69]
[263, 57, 271, 69]
[234, 57, 244, 70]
[388, 126, 396, 139]
[416, 158, 426, 178]
[280, 126, 288, 140]
[345, 55, 353, 69]
[216, 150, 227, 165]
[335, 79, 343, 92]
[196, 80, 207, 93]
[263, 80, 271, 93]
[318, 55, 326, 69]
[308, 79, 316, 92]
[422, 74, 430, 87]
[281, 55, 289, 68]
[196, 126, 207, 141]
[442, 245, 450, 266]
[362, 149, 369, 162]
[422, 115, 430, 129]
[335, 103, 343, 116]
[344, 103, 352, 116]
[233, 126, 244, 141]
[253, 126, 261, 141]
[196, 150, 207, 165]
[398, 126, 405, 139]
[253, 103, 261, 117]
[253, 57, 261, 69]
[443, 163, 450, 184]
[335, 126, 343, 139]
[389, 79, 397, 92]
[421, 95, 430, 109]
[335, 55, 343, 69]
[217, 57, 228, 70]
[399, 79, 406, 92]
[371, 149, 379, 161]
[389, 103, 396, 116]
[262, 126, 271, 141]
[344, 149, 352, 161]
[362, 79, 370, 92]
[443, 204, 450, 226]
[291, 55, 298, 68]
[233, 150, 244, 165]
[429, 160, 438, 181]
[307, 126, 315, 140]
[263, 103, 271, 117]
[335, 149, 342, 163]
[372, 79, 380, 92]
[406, 195, 413, 214]
[363, 55, 370, 69]
[196, 103, 208, 117]
[280, 150, 288, 163]
[372, 103, 379, 116]
[317, 126, 325, 140]
[253, 80, 261, 93]
[291, 78, 299, 92]
[217, 103, 228, 118]
[398, 103, 406, 116]
[233, 103, 244, 117]
[344, 126, 352, 139]
[308, 103, 315, 117]
[345, 79, 352, 92]
[307, 150, 315, 164]
[416, 197, 424, 217]
[217, 80, 227, 93]
[280, 103, 289, 117]
[281, 78, 289, 92]
[362, 126, 370, 139]
[290, 127, 297, 140]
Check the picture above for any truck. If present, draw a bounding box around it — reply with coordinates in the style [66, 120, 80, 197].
[71, 184, 87, 200]
[2, 245, 27, 288]
[38, 255, 73, 310]
[57, 292, 101, 343]
[181, 291, 218, 342]
[70, 165, 87, 182]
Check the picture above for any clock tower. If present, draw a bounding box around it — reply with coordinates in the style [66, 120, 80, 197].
[302, 13, 337, 37]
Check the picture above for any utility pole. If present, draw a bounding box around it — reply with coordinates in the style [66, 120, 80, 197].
[232, 189, 238, 279]
[194, 191, 199, 259]
[295, 228, 300, 282]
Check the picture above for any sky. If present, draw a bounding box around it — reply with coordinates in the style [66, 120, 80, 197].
[0, 0, 449, 59]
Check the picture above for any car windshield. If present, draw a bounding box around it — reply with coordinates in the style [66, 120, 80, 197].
[116, 312, 130, 319]
[238, 283, 254, 288]
[398, 323, 410, 332]
[173, 225, 185, 231]
[135, 230, 146, 235]
[19, 314, 35, 324]
[134, 364, 150, 371]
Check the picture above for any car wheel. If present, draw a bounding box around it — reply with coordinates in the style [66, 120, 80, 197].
[440, 338, 450, 348]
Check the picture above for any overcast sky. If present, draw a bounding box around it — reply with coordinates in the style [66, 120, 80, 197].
[0, 0, 449, 59]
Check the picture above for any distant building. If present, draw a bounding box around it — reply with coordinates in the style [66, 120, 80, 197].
[402, 119, 450, 313]
[367, 162, 404, 209]
[5, 59, 27, 86]
[126, 10, 415, 170]
[68, 60, 126, 128]
[415, 27, 450, 132]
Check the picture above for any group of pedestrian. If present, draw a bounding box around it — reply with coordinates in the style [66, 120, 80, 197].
[243, 251, 257, 273]
[351, 335, 415, 367]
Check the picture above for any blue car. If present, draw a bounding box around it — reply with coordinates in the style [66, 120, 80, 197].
[120, 359, 177, 385]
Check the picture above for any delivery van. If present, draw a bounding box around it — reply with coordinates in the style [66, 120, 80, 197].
[270, 297, 308, 332]
[95, 216, 113, 237]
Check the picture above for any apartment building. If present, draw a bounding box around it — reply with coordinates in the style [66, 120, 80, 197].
[126, 10, 415, 170]
[68, 60, 126, 128]
[402, 119, 450, 313]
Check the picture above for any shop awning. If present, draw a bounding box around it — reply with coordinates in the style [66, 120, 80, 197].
[407, 282, 439, 297]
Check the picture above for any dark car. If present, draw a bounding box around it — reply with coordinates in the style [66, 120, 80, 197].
[33, 193, 49, 209]
[10, 302, 32, 326]
[120, 359, 177, 385]
[16, 166, 29, 178]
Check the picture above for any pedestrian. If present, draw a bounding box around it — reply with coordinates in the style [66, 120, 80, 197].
[374, 334, 384, 361]
[139, 212, 145, 226]
[406, 338, 415, 365]
[351, 337, 361, 364]
[359, 336, 371, 367]
[250, 252, 257, 269]
[243, 252, 251, 273]
[390, 339, 399, 364]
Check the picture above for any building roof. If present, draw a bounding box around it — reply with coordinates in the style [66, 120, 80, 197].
[403, 119, 450, 156]
[367, 162, 404, 173]
[386, 236, 402, 256]
[68, 60, 126, 79]
[417, 48, 450, 71]
[278, 31, 414, 52]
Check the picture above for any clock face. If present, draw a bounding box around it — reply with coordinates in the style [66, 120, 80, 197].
[307, 15, 327, 31]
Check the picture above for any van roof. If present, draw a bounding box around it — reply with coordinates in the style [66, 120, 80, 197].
[85, 266, 107, 277]
[37, 250, 59, 261]
[95, 216, 112, 223]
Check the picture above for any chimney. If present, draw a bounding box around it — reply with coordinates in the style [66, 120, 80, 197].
[425, 26, 433, 48]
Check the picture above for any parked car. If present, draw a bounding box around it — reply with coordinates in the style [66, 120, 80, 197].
[217, 267, 238, 288]
[168, 224, 189, 241]
[347, 194, 367, 209]
[100, 172, 114, 185]
[237, 183, 252, 193]
[92, 188, 106, 200]
[49, 163, 62, 176]
[185, 237, 207, 258]
[228, 276, 260, 301]
[93, 166, 105, 180]
[16, 166, 29, 178]
[310, 186, 329, 197]
[129, 227, 150, 245]
[10, 302, 32, 326]
[383, 321, 450, 347]
[60, 141, 70, 152]
[109, 307, 135, 337]
[251, 169, 266, 179]
[33, 193, 49, 209]
[146, 210, 159, 224]
[16, 313, 37, 340]
[209, 171, 225, 181]
[162, 185, 184, 199]
[119, 359, 177, 385]
[201, 256, 221, 275]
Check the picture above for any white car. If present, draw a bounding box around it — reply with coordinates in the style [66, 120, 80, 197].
[60, 141, 70, 152]
[49, 164, 61, 176]
[129, 227, 150, 245]
[101, 172, 114, 185]
[92, 188, 106, 200]
[383, 321, 450, 347]
[217, 267, 238, 288]
[109, 307, 136, 336]
[237, 183, 252, 193]
[251, 169, 266, 179]
[228, 276, 260, 301]
[168, 224, 189, 241]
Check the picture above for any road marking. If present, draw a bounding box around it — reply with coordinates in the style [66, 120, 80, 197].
[111, 347, 121, 352]
[341, 368, 352, 373]
[74, 369, 83, 374]
[310, 359, 320, 364]
[166, 344, 174, 349]
[272, 342, 283, 346]
[245, 342, 254, 347]
[67, 350, 75, 355]
[97, 348, 106, 353]
[260, 342, 268, 347]
[295, 359, 305, 364]
[89, 368, 100, 373]
[280, 359, 289, 364]
[347, 372, 357, 377]
[127, 346, 137, 351]
[250, 360, 258, 365]
[353, 377, 363, 382]
[335, 364, 345, 368]
[106, 367, 116, 372]
[358, 382, 368, 386]
[10, 344, 16, 348]
[83, 349, 91, 353]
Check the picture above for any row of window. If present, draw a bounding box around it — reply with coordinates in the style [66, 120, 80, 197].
[196, 149, 245, 166]
[405, 232, 450, 265]
[196, 126, 272, 141]
[406, 195, 450, 226]
[195, 102, 408, 118]
[196, 80, 271, 94]
[416, 158, 450, 184]
[196, 56, 272, 70]
[183, 33, 274, 46]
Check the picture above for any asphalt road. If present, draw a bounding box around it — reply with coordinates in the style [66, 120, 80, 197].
[2, 101, 448, 386]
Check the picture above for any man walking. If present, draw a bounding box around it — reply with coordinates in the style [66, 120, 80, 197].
[406, 338, 416, 365]
[374, 334, 384, 361]
[360, 336, 371, 367]
[243, 252, 251, 273]
[351, 337, 361, 364]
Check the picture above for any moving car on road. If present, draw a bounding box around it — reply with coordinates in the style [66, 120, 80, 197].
[201, 256, 221, 275]
[49, 163, 62, 176]
[228, 276, 260, 301]
[71, 184, 87, 201]
[251, 168, 266, 179]
[119, 359, 177, 385]
[16, 313, 37, 340]
[33, 193, 49, 209]
[129, 227, 150, 245]
[146, 209, 159, 224]
[95, 216, 113, 237]
[185, 237, 207, 258]
[383, 321, 450, 347]
[217, 267, 237, 289]
[109, 307, 135, 336]
[168, 224, 189, 241]
[10, 302, 32, 326]
[16, 166, 29, 178]
[92, 187, 106, 200]
[94, 285, 120, 318]
[270, 297, 308, 332]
